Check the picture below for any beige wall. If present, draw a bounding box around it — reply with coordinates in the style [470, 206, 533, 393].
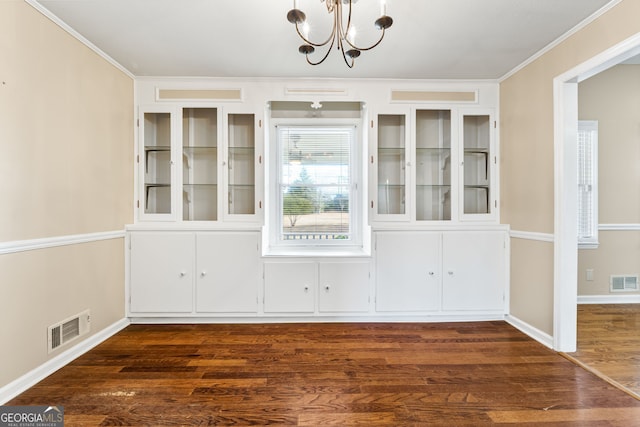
[577, 64, 640, 296]
[579, 231, 640, 295]
[501, 0, 640, 335]
[0, 1, 133, 388]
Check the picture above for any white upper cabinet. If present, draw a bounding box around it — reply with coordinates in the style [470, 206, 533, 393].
[414, 109, 454, 221]
[137, 105, 262, 224]
[460, 110, 496, 221]
[223, 109, 262, 221]
[370, 106, 496, 224]
[182, 107, 219, 221]
[140, 106, 178, 220]
[370, 107, 411, 222]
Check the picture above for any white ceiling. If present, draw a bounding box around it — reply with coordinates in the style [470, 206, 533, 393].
[34, 0, 616, 80]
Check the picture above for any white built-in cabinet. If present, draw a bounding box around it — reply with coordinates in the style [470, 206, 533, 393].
[130, 232, 194, 313]
[139, 105, 262, 222]
[130, 82, 505, 321]
[263, 261, 371, 314]
[129, 231, 261, 315]
[375, 231, 506, 313]
[370, 107, 496, 223]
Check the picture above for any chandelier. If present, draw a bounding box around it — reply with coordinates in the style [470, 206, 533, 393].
[286, 0, 393, 68]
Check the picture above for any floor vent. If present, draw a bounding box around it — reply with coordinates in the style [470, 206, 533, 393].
[610, 275, 639, 292]
[48, 310, 91, 353]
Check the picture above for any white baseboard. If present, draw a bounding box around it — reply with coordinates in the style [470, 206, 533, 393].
[505, 314, 554, 349]
[0, 318, 130, 405]
[578, 294, 640, 304]
[129, 313, 507, 324]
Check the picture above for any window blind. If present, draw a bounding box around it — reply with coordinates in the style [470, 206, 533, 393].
[577, 121, 598, 246]
[277, 126, 353, 241]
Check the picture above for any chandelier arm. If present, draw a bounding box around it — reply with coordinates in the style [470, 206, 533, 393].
[295, 22, 335, 48]
[346, 29, 387, 52]
[340, 42, 356, 68]
[306, 31, 338, 66]
[340, 0, 386, 52]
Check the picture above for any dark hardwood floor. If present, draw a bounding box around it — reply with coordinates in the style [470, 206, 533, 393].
[564, 304, 640, 400]
[9, 321, 640, 426]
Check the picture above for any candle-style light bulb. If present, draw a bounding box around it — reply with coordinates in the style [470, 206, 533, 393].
[348, 26, 357, 44]
[302, 21, 310, 39]
[294, 0, 298, 10]
[380, 0, 387, 16]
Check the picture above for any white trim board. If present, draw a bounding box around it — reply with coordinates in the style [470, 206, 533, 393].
[505, 314, 554, 349]
[510, 230, 555, 242]
[599, 224, 640, 231]
[578, 295, 640, 304]
[129, 314, 508, 325]
[0, 230, 125, 255]
[0, 318, 130, 405]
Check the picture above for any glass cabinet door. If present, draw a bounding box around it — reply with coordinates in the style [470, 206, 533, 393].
[415, 109, 452, 221]
[182, 108, 218, 221]
[142, 112, 172, 215]
[376, 114, 407, 217]
[227, 113, 256, 216]
[462, 113, 492, 215]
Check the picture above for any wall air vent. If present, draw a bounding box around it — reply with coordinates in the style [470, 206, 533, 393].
[47, 310, 91, 353]
[610, 275, 639, 292]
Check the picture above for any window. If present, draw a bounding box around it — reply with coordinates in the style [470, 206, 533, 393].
[273, 125, 359, 247]
[577, 120, 598, 248]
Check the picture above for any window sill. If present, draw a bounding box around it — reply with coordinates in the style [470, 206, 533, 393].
[263, 245, 371, 258]
[578, 242, 600, 250]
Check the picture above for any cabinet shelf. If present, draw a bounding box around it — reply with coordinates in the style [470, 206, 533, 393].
[145, 184, 170, 212]
[183, 146, 217, 152]
[183, 184, 217, 188]
[378, 147, 406, 154]
[417, 147, 451, 152]
[229, 146, 255, 153]
[463, 185, 490, 214]
[417, 184, 451, 189]
[464, 149, 489, 178]
[144, 146, 171, 174]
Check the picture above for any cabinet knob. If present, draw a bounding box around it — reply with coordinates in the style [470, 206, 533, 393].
[179, 271, 186, 277]
[201, 271, 207, 277]
[448, 271, 454, 275]
[325, 285, 330, 291]
[304, 286, 309, 292]
[428, 271, 435, 276]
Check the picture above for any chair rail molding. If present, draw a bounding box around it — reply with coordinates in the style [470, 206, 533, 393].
[0, 230, 126, 255]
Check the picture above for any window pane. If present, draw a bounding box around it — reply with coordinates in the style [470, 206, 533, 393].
[278, 127, 352, 241]
[577, 120, 598, 245]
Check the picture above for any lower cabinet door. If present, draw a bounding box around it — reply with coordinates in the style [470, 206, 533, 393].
[375, 232, 441, 312]
[130, 232, 195, 313]
[318, 262, 370, 313]
[196, 232, 260, 313]
[264, 262, 316, 313]
[442, 231, 506, 311]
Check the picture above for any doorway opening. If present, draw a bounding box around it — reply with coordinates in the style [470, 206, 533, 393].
[554, 32, 640, 351]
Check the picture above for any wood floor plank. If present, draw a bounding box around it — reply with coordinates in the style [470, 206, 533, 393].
[564, 304, 640, 399]
[8, 321, 640, 425]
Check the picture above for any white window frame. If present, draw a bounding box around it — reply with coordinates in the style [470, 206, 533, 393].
[267, 118, 364, 254]
[577, 120, 598, 249]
